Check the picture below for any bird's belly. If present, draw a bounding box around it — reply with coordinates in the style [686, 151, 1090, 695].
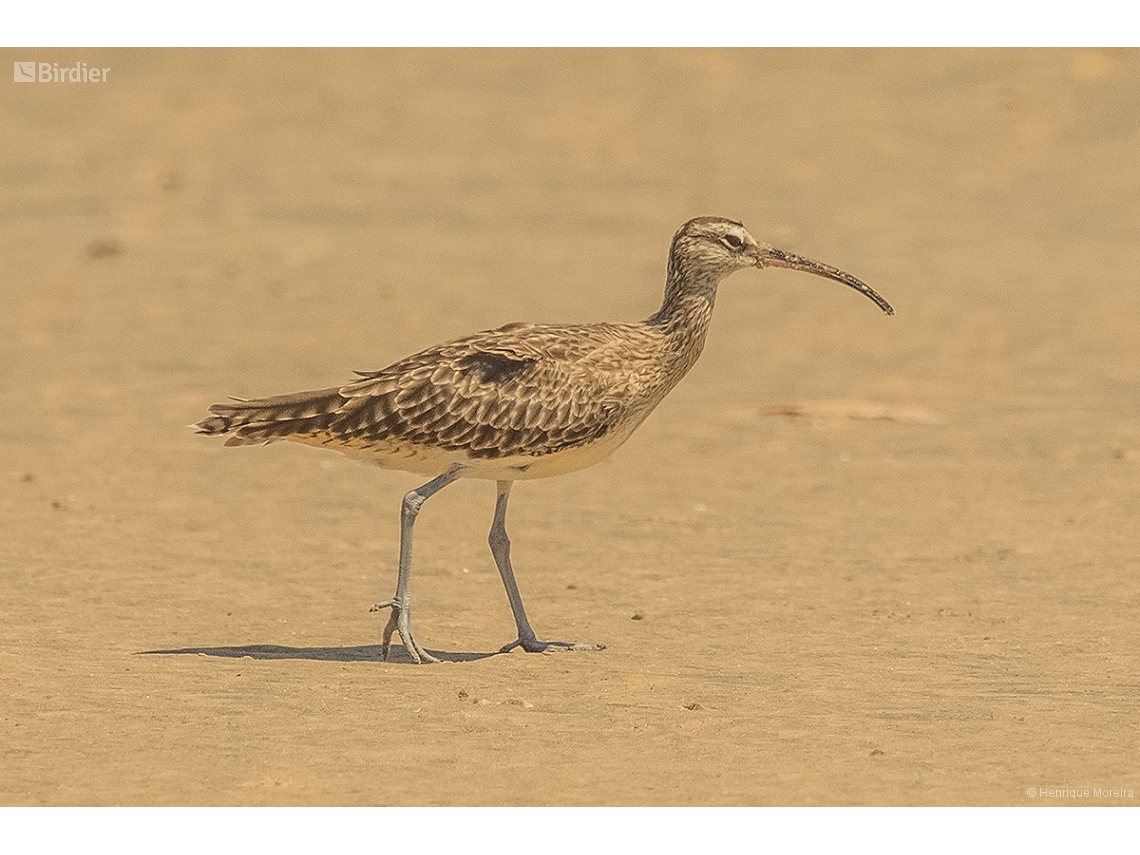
[306, 411, 648, 481]
[468, 433, 629, 480]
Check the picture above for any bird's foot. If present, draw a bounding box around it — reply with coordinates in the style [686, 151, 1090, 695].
[370, 600, 441, 664]
[499, 634, 605, 655]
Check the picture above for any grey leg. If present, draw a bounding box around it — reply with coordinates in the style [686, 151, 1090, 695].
[491, 480, 603, 655]
[488, 481, 540, 650]
[371, 466, 461, 663]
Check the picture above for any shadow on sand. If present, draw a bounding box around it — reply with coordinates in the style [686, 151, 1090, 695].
[138, 643, 498, 664]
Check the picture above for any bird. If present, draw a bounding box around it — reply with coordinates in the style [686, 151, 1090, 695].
[194, 216, 893, 663]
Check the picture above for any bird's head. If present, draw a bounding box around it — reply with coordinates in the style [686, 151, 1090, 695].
[669, 216, 893, 315]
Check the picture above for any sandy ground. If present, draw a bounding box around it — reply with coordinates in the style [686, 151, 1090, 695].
[2, 49, 1138, 806]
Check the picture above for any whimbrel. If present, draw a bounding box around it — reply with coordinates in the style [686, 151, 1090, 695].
[194, 216, 892, 663]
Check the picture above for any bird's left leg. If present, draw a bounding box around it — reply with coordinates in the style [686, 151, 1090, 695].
[371, 466, 461, 663]
[489, 480, 602, 655]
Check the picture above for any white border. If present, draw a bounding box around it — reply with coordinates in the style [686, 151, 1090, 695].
[5, 807, 1140, 854]
[2, 1, 1136, 47]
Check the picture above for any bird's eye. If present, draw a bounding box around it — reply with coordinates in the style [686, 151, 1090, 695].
[721, 234, 743, 249]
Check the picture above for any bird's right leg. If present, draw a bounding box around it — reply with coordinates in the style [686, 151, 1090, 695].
[371, 466, 461, 663]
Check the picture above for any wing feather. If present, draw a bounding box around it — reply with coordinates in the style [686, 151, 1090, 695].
[197, 321, 658, 461]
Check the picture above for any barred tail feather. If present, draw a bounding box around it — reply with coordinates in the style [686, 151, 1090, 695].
[192, 387, 349, 447]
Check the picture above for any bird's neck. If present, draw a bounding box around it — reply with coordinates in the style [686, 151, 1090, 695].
[645, 269, 719, 374]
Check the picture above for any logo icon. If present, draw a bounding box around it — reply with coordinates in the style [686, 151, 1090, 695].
[13, 62, 36, 83]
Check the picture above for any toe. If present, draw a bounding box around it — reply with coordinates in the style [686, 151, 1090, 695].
[501, 637, 604, 654]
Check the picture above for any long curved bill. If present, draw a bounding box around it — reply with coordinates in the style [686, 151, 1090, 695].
[753, 246, 894, 316]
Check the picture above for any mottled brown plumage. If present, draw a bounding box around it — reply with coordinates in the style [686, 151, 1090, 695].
[197, 321, 663, 476]
[194, 216, 892, 663]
